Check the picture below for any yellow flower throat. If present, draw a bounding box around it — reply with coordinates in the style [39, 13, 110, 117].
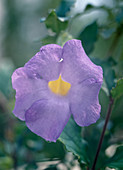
[48, 75, 71, 96]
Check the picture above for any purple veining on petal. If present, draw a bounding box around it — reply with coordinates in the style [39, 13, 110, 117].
[12, 39, 103, 142]
[12, 67, 49, 120]
[61, 39, 103, 85]
[25, 97, 70, 142]
[25, 44, 62, 82]
[69, 78, 102, 126]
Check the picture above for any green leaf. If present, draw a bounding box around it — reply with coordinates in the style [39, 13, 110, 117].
[114, 61, 123, 78]
[0, 59, 14, 98]
[83, 120, 112, 169]
[116, 7, 123, 24]
[59, 118, 89, 165]
[111, 79, 123, 100]
[105, 146, 123, 168]
[102, 61, 115, 91]
[91, 35, 114, 59]
[111, 95, 123, 131]
[25, 161, 38, 170]
[90, 57, 116, 91]
[91, 33, 123, 66]
[101, 28, 116, 39]
[78, 21, 98, 54]
[99, 87, 109, 118]
[0, 157, 13, 169]
[45, 11, 68, 34]
[110, 79, 123, 131]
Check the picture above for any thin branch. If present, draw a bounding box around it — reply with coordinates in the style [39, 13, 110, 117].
[91, 97, 114, 170]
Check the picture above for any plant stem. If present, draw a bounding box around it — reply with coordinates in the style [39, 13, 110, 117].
[91, 97, 114, 170]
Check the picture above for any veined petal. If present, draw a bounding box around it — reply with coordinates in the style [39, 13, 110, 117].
[70, 78, 102, 126]
[25, 44, 62, 82]
[25, 97, 70, 142]
[12, 67, 48, 120]
[61, 39, 103, 85]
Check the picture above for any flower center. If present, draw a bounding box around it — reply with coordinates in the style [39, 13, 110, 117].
[48, 75, 71, 96]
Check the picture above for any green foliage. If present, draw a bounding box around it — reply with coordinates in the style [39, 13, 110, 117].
[111, 95, 123, 129]
[99, 88, 109, 118]
[105, 146, 123, 168]
[57, 31, 73, 46]
[102, 61, 116, 91]
[0, 59, 14, 98]
[91, 58, 116, 91]
[56, 0, 76, 17]
[111, 79, 123, 100]
[116, 7, 123, 24]
[59, 118, 89, 165]
[0, 156, 13, 170]
[84, 123, 111, 169]
[111, 79, 123, 131]
[45, 11, 68, 34]
[41, 36, 57, 45]
[41, 10, 70, 46]
[78, 21, 98, 54]
[101, 28, 116, 39]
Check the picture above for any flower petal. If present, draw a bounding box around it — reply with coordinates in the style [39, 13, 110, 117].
[25, 44, 62, 81]
[12, 67, 48, 121]
[25, 97, 70, 142]
[70, 78, 102, 126]
[61, 39, 103, 85]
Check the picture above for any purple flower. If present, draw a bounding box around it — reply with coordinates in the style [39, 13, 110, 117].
[12, 39, 103, 142]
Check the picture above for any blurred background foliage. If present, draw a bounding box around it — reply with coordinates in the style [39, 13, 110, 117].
[0, 0, 123, 169]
